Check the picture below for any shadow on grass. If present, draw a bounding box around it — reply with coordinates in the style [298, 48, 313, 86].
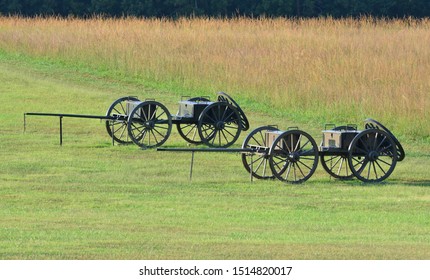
[389, 179, 430, 187]
[309, 178, 430, 187]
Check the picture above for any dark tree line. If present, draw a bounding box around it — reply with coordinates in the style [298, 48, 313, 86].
[1, 0, 429, 18]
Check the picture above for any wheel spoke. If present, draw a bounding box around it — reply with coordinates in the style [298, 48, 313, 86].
[224, 124, 239, 129]
[140, 106, 148, 121]
[253, 157, 265, 174]
[331, 156, 342, 169]
[113, 123, 126, 134]
[223, 127, 236, 138]
[291, 134, 297, 152]
[118, 124, 127, 140]
[221, 129, 229, 144]
[366, 161, 372, 180]
[119, 102, 126, 114]
[152, 106, 159, 120]
[154, 124, 168, 130]
[184, 124, 197, 137]
[131, 124, 145, 134]
[379, 144, 394, 155]
[259, 131, 266, 146]
[284, 162, 292, 180]
[150, 129, 159, 144]
[293, 163, 297, 181]
[374, 160, 387, 175]
[152, 127, 166, 139]
[324, 156, 336, 163]
[249, 155, 265, 167]
[294, 135, 310, 151]
[359, 138, 370, 152]
[222, 110, 235, 122]
[113, 107, 122, 115]
[201, 124, 214, 133]
[221, 105, 228, 120]
[372, 161, 378, 179]
[337, 158, 345, 175]
[136, 129, 147, 142]
[262, 159, 269, 177]
[181, 123, 193, 129]
[211, 131, 218, 145]
[191, 126, 198, 140]
[375, 135, 387, 151]
[206, 130, 216, 140]
[282, 138, 292, 153]
[273, 157, 286, 171]
[351, 156, 363, 164]
[250, 135, 263, 147]
[376, 157, 393, 167]
[345, 159, 350, 176]
[355, 158, 367, 171]
[274, 156, 287, 166]
[295, 162, 306, 178]
[373, 132, 378, 150]
[149, 105, 155, 121]
[297, 159, 312, 171]
[202, 128, 215, 138]
[131, 122, 144, 133]
[155, 110, 166, 120]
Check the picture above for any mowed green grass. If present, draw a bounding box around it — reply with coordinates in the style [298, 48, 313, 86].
[0, 55, 429, 260]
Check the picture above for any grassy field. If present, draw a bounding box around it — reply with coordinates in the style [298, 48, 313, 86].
[0, 50, 429, 260]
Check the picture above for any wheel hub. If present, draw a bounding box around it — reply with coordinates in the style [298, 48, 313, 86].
[367, 151, 379, 161]
[144, 121, 155, 129]
[215, 121, 225, 130]
[288, 152, 300, 163]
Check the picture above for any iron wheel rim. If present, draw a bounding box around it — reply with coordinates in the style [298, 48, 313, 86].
[320, 155, 355, 180]
[364, 118, 405, 161]
[348, 128, 397, 183]
[198, 102, 242, 148]
[241, 126, 279, 180]
[127, 101, 172, 149]
[217, 92, 249, 131]
[268, 130, 319, 184]
[176, 123, 203, 144]
[105, 96, 139, 144]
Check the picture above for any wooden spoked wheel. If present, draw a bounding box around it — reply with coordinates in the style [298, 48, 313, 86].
[268, 130, 319, 184]
[217, 92, 249, 131]
[177, 123, 202, 144]
[364, 118, 405, 162]
[197, 102, 241, 148]
[127, 101, 172, 149]
[241, 126, 279, 179]
[320, 155, 355, 180]
[320, 125, 358, 180]
[105, 96, 140, 144]
[348, 129, 397, 183]
[176, 97, 211, 145]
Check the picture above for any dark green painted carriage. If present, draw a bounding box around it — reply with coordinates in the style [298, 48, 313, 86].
[241, 119, 405, 183]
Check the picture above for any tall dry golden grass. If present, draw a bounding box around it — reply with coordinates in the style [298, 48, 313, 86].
[0, 16, 429, 139]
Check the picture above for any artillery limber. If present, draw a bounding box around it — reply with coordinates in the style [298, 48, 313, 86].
[159, 119, 405, 183]
[240, 119, 404, 183]
[24, 92, 249, 148]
